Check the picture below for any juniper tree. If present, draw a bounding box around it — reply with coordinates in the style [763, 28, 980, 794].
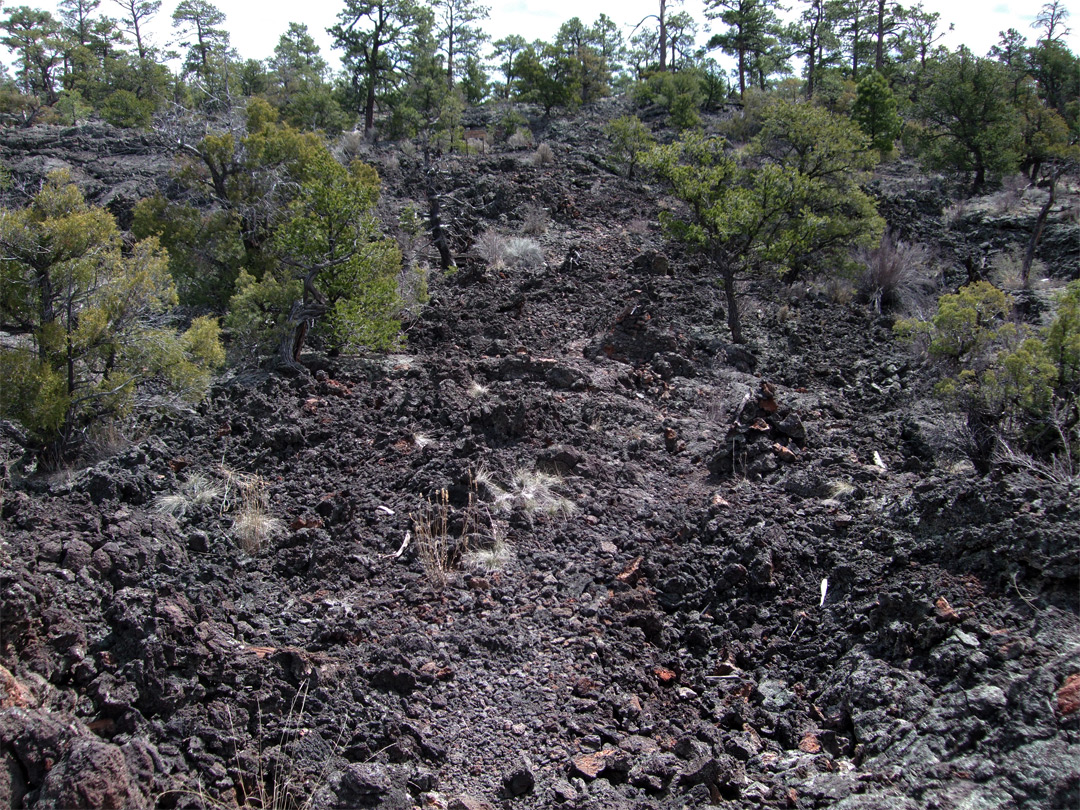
[643, 100, 883, 343]
[0, 172, 224, 462]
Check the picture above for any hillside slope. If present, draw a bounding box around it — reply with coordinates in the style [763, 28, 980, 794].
[1, 109, 1078, 810]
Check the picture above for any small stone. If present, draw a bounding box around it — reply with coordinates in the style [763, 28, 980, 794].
[798, 733, 821, 754]
[954, 629, 980, 648]
[617, 556, 643, 584]
[449, 795, 494, 810]
[655, 667, 677, 686]
[1057, 674, 1080, 716]
[935, 596, 962, 623]
[967, 684, 1007, 715]
[552, 779, 577, 801]
[502, 762, 535, 796]
[570, 749, 618, 780]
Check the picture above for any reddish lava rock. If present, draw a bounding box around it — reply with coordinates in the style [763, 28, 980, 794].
[1057, 673, 1080, 716]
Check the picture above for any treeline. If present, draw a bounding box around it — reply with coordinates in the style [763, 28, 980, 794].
[2, 0, 1077, 158]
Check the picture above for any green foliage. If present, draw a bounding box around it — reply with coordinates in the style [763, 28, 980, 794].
[48, 89, 92, 125]
[896, 281, 1080, 466]
[132, 196, 245, 308]
[643, 98, 882, 343]
[228, 152, 402, 362]
[0, 173, 224, 458]
[100, 89, 155, 128]
[267, 22, 348, 132]
[605, 115, 655, 179]
[513, 42, 581, 114]
[0, 348, 68, 438]
[330, 0, 418, 135]
[225, 268, 302, 352]
[633, 71, 704, 130]
[852, 70, 901, 154]
[916, 48, 1022, 189]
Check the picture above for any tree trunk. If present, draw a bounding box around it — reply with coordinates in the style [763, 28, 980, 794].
[737, 48, 746, 99]
[875, 0, 886, 72]
[1022, 170, 1058, 287]
[278, 298, 328, 368]
[428, 185, 452, 270]
[721, 262, 742, 344]
[364, 81, 377, 138]
[658, 0, 668, 71]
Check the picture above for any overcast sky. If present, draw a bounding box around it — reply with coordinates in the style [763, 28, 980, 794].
[148, 0, 1075, 70]
[10, 0, 1080, 77]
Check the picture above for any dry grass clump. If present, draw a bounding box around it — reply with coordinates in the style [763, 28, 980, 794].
[411, 489, 456, 587]
[521, 204, 549, 236]
[990, 174, 1031, 215]
[507, 128, 533, 150]
[475, 228, 508, 269]
[990, 247, 1048, 290]
[467, 381, 490, 399]
[856, 231, 937, 314]
[411, 482, 487, 586]
[475, 467, 576, 516]
[530, 143, 555, 166]
[504, 237, 545, 271]
[222, 469, 281, 554]
[397, 260, 430, 318]
[153, 471, 223, 520]
[336, 130, 367, 162]
[475, 231, 544, 271]
[462, 528, 513, 573]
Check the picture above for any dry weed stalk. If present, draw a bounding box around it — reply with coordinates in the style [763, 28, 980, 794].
[221, 467, 281, 554]
[411, 488, 455, 587]
[411, 475, 500, 585]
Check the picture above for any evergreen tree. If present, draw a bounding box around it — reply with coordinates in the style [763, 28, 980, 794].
[832, 0, 875, 81]
[789, 0, 840, 98]
[916, 47, 1022, 190]
[269, 22, 345, 131]
[430, 0, 489, 89]
[705, 0, 784, 99]
[228, 152, 402, 366]
[1, 6, 64, 104]
[171, 0, 231, 101]
[852, 69, 901, 152]
[330, 0, 418, 137]
[111, 0, 160, 60]
[0, 172, 224, 461]
[643, 100, 882, 343]
[490, 34, 526, 96]
[513, 40, 581, 113]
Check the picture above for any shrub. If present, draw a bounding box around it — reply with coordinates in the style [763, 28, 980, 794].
[474, 228, 507, 269]
[506, 128, 533, 150]
[0, 173, 225, 461]
[606, 115, 656, 180]
[397, 260, 430, 319]
[222, 469, 280, 554]
[101, 90, 155, 129]
[504, 237, 545, 271]
[475, 467, 576, 516]
[521, 204, 549, 236]
[896, 280, 1080, 468]
[852, 71, 901, 155]
[530, 143, 555, 166]
[856, 231, 936, 313]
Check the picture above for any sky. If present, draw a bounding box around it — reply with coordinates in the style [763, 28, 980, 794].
[146, 0, 1076, 70]
[8, 0, 1080, 78]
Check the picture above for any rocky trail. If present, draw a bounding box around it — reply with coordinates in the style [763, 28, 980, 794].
[1, 105, 1078, 809]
